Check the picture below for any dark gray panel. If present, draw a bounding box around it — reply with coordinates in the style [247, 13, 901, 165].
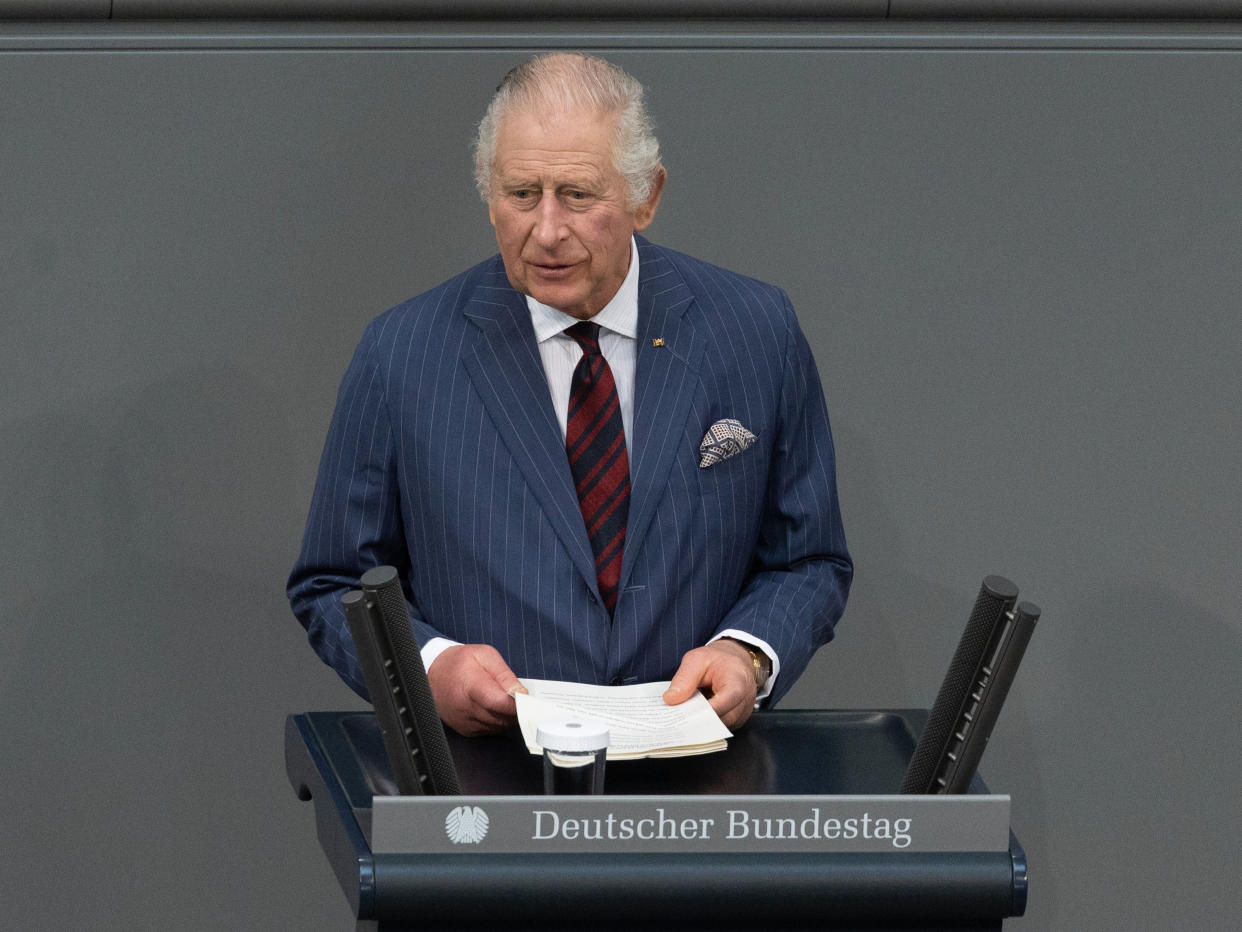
[9, 1, 1242, 20]
[109, 0, 886, 17]
[893, 0, 1242, 16]
[0, 24, 1238, 932]
[7, 20, 1242, 50]
[0, 0, 108, 17]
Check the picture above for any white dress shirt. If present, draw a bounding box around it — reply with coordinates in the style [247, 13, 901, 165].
[527, 236, 640, 451]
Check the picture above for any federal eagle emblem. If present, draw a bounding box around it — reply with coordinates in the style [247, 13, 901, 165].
[445, 805, 490, 845]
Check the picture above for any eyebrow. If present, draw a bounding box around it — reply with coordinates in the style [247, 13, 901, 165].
[496, 166, 606, 189]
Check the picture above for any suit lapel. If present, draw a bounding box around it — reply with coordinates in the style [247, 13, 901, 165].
[460, 263, 598, 590]
[621, 241, 704, 590]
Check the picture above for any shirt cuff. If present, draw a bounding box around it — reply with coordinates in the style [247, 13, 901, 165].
[421, 636, 461, 674]
[710, 629, 780, 703]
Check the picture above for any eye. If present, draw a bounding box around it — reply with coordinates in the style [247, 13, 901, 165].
[506, 187, 540, 208]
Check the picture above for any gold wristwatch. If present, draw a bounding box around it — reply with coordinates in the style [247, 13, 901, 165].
[727, 639, 771, 689]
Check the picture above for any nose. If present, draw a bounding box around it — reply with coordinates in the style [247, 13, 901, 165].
[531, 194, 569, 250]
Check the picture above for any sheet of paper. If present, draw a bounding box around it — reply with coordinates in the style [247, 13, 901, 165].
[515, 678, 732, 759]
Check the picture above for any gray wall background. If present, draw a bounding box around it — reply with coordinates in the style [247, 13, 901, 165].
[2, 19, 1240, 931]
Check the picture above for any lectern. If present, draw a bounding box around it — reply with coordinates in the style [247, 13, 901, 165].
[285, 709, 1027, 931]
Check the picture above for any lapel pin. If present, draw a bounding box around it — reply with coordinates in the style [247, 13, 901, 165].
[651, 337, 665, 348]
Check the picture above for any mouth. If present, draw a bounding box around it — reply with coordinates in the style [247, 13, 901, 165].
[527, 261, 578, 280]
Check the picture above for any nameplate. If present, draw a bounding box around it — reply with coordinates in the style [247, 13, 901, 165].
[371, 794, 1010, 854]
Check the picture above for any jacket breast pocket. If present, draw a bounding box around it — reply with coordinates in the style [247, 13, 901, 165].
[696, 445, 764, 505]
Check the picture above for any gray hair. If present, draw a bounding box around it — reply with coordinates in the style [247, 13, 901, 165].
[473, 53, 663, 210]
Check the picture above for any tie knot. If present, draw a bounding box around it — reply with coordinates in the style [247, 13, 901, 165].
[566, 321, 602, 355]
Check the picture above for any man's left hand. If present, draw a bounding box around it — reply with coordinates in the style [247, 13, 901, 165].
[663, 639, 758, 729]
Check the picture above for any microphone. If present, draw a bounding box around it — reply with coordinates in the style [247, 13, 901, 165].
[902, 575, 1039, 794]
[931, 600, 1040, 793]
[343, 566, 460, 796]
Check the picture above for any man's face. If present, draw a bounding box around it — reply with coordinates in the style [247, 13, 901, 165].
[488, 104, 663, 320]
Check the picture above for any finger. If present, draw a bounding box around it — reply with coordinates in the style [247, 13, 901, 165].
[707, 683, 752, 727]
[664, 652, 709, 705]
[454, 711, 508, 737]
[472, 646, 524, 694]
[716, 698, 755, 730]
[456, 685, 517, 734]
[464, 710, 511, 735]
[698, 648, 755, 726]
[706, 678, 746, 715]
[466, 673, 518, 719]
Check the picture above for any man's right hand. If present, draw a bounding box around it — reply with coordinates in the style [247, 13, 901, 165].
[426, 644, 526, 736]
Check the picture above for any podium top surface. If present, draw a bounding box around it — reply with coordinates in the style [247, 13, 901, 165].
[297, 707, 936, 807]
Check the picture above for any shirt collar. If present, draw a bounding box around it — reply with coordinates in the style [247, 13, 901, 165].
[527, 237, 640, 343]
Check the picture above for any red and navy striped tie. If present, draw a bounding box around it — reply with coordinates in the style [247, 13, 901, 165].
[565, 321, 629, 615]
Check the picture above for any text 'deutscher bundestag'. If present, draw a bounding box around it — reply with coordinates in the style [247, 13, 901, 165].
[371, 795, 1011, 854]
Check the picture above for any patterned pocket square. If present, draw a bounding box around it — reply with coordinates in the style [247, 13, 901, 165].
[699, 418, 756, 468]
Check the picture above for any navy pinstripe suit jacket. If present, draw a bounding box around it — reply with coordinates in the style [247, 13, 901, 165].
[288, 237, 852, 705]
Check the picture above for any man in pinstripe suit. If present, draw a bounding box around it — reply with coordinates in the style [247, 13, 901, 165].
[288, 53, 852, 737]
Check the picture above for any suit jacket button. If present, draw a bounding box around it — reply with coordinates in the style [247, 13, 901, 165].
[610, 676, 624, 686]
[587, 590, 599, 604]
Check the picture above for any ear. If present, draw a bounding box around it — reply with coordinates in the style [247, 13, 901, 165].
[631, 167, 666, 232]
